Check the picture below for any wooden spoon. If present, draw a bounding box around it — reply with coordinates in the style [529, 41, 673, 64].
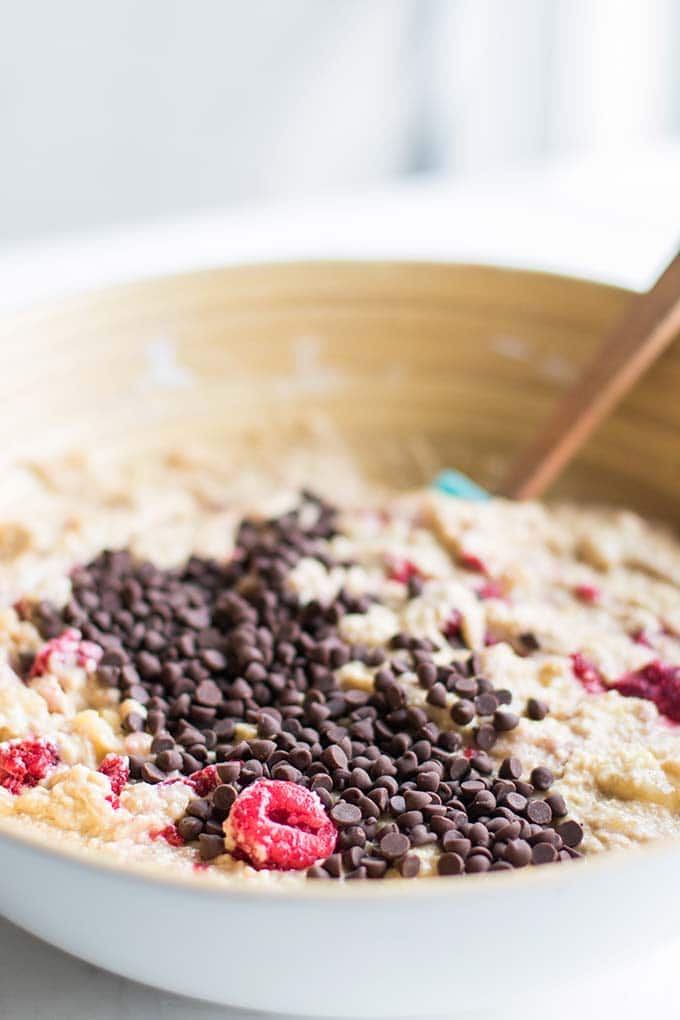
[499, 249, 680, 500]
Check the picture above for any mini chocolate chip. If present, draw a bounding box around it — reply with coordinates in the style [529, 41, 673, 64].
[141, 762, 166, 784]
[442, 833, 471, 856]
[448, 756, 471, 781]
[216, 762, 240, 784]
[499, 757, 523, 780]
[150, 735, 174, 753]
[465, 855, 490, 873]
[527, 697, 549, 720]
[532, 842, 558, 864]
[504, 792, 528, 813]
[122, 712, 144, 734]
[504, 839, 532, 867]
[475, 693, 499, 715]
[416, 662, 438, 688]
[379, 832, 410, 860]
[475, 724, 497, 750]
[426, 683, 448, 708]
[307, 865, 329, 879]
[249, 739, 276, 761]
[321, 745, 348, 771]
[322, 853, 342, 878]
[156, 749, 183, 772]
[471, 790, 496, 814]
[198, 834, 225, 860]
[192, 681, 221, 709]
[526, 800, 552, 825]
[438, 852, 464, 876]
[453, 676, 478, 698]
[330, 802, 363, 827]
[177, 816, 203, 841]
[546, 792, 568, 817]
[343, 845, 364, 871]
[213, 784, 238, 811]
[397, 810, 423, 829]
[556, 820, 584, 848]
[493, 708, 519, 732]
[530, 766, 554, 791]
[404, 789, 431, 811]
[398, 854, 421, 878]
[362, 857, 388, 879]
[187, 797, 211, 820]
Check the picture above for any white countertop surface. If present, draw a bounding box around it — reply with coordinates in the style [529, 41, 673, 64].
[1, 912, 679, 1020]
[1, 151, 680, 1019]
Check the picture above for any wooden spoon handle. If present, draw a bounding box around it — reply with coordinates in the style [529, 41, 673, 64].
[499, 249, 680, 500]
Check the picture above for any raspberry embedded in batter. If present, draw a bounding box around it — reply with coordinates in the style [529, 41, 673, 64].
[185, 765, 219, 796]
[387, 558, 422, 585]
[612, 661, 680, 723]
[29, 628, 103, 678]
[0, 739, 59, 795]
[224, 779, 337, 870]
[459, 551, 489, 575]
[150, 824, 184, 847]
[571, 652, 606, 694]
[98, 754, 129, 799]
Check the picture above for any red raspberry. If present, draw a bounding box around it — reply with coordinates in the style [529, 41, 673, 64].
[574, 584, 600, 604]
[612, 660, 680, 723]
[150, 824, 184, 847]
[387, 558, 421, 584]
[0, 739, 59, 795]
[478, 580, 504, 600]
[29, 628, 103, 678]
[224, 779, 337, 870]
[98, 754, 129, 799]
[571, 653, 606, 694]
[459, 551, 488, 575]
[185, 765, 219, 796]
[442, 610, 462, 638]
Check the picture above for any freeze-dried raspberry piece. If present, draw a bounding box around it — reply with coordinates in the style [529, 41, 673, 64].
[571, 653, 606, 694]
[224, 779, 337, 870]
[98, 754, 129, 797]
[150, 824, 184, 847]
[613, 660, 680, 723]
[29, 628, 103, 678]
[574, 584, 600, 604]
[459, 551, 489, 575]
[387, 558, 421, 584]
[478, 580, 505, 600]
[0, 739, 59, 795]
[185, 765, 219, 796]
[442, 609, 462, 639]
[633, 628, 654, 648]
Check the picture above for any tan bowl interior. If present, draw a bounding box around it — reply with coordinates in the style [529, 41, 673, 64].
[1, 261, 678, 522]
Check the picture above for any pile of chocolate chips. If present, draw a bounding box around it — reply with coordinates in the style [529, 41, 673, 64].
[29, 492, 583, 878]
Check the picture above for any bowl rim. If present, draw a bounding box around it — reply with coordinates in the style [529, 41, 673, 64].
[0, 256, 633, 334]
[0, 810, 677, 902]
[0, 258, 670, 904]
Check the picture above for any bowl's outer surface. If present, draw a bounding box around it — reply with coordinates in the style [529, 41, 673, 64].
[1, 822, 679, 1016]
[1, 261, 680, 1014]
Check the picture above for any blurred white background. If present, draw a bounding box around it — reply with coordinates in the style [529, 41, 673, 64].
[1, 0, 679, 243]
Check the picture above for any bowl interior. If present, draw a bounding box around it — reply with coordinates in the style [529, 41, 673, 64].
[2, 260, 679, 521]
